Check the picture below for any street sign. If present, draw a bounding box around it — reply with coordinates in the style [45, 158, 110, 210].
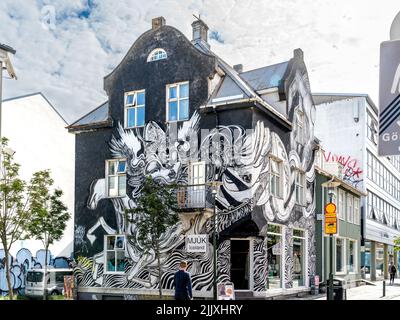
[379, 39, 400, 156]
[185, 234, 207, 253]
[324, 202, 337, 235]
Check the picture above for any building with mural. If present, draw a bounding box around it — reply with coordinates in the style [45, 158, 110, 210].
[68, 17, 317, 300]
[0, 92, 75, 295]
[314, 93, 400, 281]
[314, 147, 363, 287]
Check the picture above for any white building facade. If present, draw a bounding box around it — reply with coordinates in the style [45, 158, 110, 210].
[1, 92, 75, 260]
[314, 93, 400, 281]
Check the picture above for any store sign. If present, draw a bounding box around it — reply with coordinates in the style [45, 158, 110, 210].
[185, 234, 207, 253]
[379, 40, 400, 156]
[324, 203, 337, 235]
[217, 283, 235, 300]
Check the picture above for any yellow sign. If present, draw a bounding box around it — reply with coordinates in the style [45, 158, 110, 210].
[325, 202, 337, 234]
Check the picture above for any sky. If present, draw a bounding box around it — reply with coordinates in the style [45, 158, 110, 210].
[0, 0, 399, 124]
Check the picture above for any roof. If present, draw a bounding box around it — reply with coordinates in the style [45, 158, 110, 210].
[68, 101, 111, 132]
[194, 42, 291, 127]
[0, 43, 16, 54]
[312, 93, 378, 114]
[239, 61, 289, 91]
[3, 92, 68, 125]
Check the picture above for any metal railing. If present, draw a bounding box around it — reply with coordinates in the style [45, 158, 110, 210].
[176, 184, 207, 209]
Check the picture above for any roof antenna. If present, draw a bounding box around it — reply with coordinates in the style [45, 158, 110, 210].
[193, 14, 201, 21]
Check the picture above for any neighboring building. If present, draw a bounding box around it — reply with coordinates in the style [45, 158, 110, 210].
[68, 17, 317, 300]
[0, 92, 75, 294]
[314, 147, 364, 287]
[314, 93, 400, 281]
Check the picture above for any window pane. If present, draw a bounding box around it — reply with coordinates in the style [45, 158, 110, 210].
[336, 239, 344, 272]
[292, 237, 304, 287]
[116, 251, 125, 272]
[118, 175, 126, 197]
[169, 86, 177, 99]
[127, 108, 135, 127]
[108, 161, 116, 175]
[293, 229, 304, 238]
[267, 224, 282, 234]
[180, 83, 189, 98]
[137, 92, 145, 105]
[107, 236, 115, 250]
[117, 161, 126, 173]
[137, 106, 145, 126]
[108, 176, 117, 197]
[115, 236, 125, 250]
[267, 234, 282, 289]
[179, 99, 189, 120]
[106, 252, 116, 272]
[169, 101, 178, 121]
[126, 94, 134, 105]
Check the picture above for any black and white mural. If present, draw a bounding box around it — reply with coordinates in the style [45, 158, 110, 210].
[71, 21, 316, 296]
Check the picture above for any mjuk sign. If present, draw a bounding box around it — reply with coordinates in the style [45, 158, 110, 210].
[379, 39, 400, 156]
[185, 234, 207, 253]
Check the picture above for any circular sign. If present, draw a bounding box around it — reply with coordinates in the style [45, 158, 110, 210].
[325, 202, 336, 214]
[390, 11, 400, 40]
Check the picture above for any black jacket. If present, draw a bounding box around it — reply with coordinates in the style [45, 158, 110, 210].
[174, 270, 192, 300]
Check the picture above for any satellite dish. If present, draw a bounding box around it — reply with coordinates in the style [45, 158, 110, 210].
[390, 11, 400, 40]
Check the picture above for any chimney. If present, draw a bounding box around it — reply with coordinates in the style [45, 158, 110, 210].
[233, 64, 243, 73]
[152, 16, 166, 30]
[191, 18, 210, 48]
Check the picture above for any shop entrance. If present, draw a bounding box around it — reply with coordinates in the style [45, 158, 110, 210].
[230, 239, 250, 290]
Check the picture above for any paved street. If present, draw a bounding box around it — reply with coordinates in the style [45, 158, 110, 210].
[313, 279, 400, 300]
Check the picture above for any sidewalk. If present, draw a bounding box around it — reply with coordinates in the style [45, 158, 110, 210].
[313, 278, 400, 300]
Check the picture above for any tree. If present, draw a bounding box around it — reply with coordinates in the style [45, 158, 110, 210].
[125, 176, 179, 297]
[26, 170, 70, 300]
[0, 137, 30, 300]
[395, 236, 400, 253]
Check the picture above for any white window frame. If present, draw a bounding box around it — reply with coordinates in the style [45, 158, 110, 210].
[105, 159, 127, 198]
[166, 81, 189, 122]
[266, 223, 284, 289]
[354, 197, 360, 225]
[147, 48, 167, 62]
[292, 228, 306, 287]
[295, 169, 306, 206]
[347, 239, 357, 274]
[104, 235, 126, 274]
[189, 161, 206, 188]
[335, 237, 346, 274]
[270, 157, 283, 198]
[295, 110, 306, 145]
[124, 90, 145, 128]
[338, 189, 345, 221]
[347, 194, 354, 224]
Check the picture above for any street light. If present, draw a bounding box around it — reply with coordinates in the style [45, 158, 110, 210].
[321, 178, 340, 300]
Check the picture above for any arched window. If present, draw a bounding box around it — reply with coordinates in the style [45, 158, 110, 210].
[147, 48, 167, 62]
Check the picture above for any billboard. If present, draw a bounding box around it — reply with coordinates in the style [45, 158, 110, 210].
[379, 39, 400, 156]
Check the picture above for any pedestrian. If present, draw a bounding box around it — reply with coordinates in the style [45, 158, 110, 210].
[389, 262, 397, 285]
[174, 260, 193, 300]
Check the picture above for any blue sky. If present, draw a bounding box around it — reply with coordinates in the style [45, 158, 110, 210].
[0, 0, 399, 123]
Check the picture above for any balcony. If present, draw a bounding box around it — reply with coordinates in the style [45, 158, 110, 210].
[176, 184, 208, 211]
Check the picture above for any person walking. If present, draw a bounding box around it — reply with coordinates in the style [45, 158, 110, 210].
[174, 260, 193, 300]
[389, 262, 397, 285]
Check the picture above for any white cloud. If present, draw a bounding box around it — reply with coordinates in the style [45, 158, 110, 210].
[0, 0, 399, 123]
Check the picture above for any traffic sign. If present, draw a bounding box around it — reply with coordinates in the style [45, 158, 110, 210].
[324, 202, 337, 235]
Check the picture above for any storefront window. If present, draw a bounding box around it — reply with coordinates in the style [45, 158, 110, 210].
[266, 224, 282, 289]
[362, 241, 371, 279]
[336, 238, 344, 273]
[292, 229, 305, 287]
[376, 243, 384, 279]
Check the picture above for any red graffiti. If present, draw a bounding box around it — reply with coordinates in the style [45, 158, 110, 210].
[323, 151, 363, 179]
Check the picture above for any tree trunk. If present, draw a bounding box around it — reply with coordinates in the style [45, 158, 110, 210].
[156, 242, 162, 298]
[43, 246, 48, 300]
[4, 248, 14, 300]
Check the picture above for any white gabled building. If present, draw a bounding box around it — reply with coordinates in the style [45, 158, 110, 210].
[1, 92, 75, 259]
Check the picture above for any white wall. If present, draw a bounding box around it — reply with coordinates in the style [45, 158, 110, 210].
[2, 93, 75, 258]
[314, 97, 365, 190]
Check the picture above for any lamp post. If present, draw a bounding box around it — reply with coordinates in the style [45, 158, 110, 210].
[321, 179, 340, 300]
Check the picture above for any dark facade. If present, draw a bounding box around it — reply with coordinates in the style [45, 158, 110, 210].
[69, 17, 317, 299]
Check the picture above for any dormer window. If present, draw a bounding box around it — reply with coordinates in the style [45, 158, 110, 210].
[147, 48, 167, 62]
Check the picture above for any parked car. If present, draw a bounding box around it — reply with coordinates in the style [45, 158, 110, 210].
[25, 268, 73, 298]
